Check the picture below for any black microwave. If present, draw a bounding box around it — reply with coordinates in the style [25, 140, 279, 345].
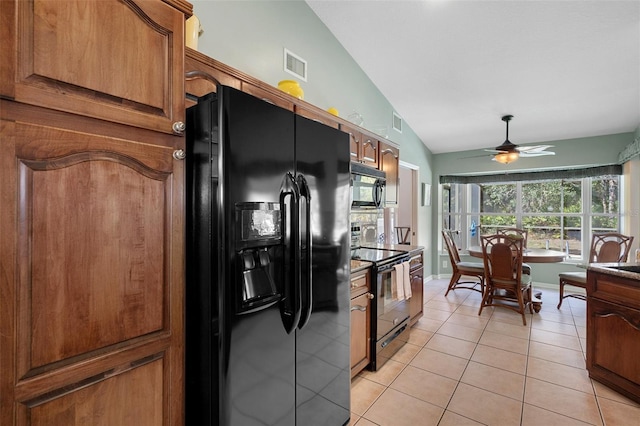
[351, 162, 386, 208]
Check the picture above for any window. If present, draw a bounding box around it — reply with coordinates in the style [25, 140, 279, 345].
[441, 175, 621, 261]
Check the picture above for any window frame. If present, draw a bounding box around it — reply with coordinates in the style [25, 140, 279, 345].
[440, 176, 623, 263]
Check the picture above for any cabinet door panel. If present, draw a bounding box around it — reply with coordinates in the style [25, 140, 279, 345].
[12, 121, 175, 375]
[24, 358, 164, 426]
[11, 0, 184, 134]
[379, 142, 399, 205]
[350, 292, 370, 376]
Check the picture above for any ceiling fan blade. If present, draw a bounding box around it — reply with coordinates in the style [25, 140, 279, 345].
[516, 145, 554, 153]
[519, 151, 556, 157]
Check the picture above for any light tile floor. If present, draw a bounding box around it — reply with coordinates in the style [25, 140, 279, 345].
[350, 278, 640, 426]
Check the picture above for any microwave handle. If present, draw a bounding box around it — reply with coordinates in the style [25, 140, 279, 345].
[374, 179, 383, 207]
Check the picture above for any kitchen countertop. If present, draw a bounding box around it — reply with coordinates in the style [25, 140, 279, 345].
[360, 243, 424, 255]
[351, 259, 373, 273]
[587, 262, 640, 281]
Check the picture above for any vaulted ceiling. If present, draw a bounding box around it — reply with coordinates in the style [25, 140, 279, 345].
[306, 0, 640, 154]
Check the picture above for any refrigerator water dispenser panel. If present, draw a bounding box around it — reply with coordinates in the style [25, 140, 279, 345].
[235, 202, 282, 313]
[237, 202, 281, 246]
[239, 248, 279, 311]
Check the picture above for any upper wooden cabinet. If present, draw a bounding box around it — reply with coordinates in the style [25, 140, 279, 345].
[360, 133, 380, 168]
[379, 141, 400, 205]
[1, 0, 186, 135]
[342, 124, 378, 167]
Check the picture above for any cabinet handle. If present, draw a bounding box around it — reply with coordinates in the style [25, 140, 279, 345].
[367, 293, 374, 300]
[351, 305, 367, 312]
[173, 149, 186, 160]
[172, 121, 186, 135]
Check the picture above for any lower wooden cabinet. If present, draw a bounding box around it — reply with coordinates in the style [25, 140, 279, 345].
[586, 269, 640, 404]
[0, 101, 184, 425]
[409, 250, 424, 325]
[350, 268, 372, 378]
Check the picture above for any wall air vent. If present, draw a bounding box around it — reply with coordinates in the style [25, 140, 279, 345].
[284, 48, 307, 81]
[392, 112, 403, 133]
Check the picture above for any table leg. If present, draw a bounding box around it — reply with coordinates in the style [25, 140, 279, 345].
[532, 291, 542, 313]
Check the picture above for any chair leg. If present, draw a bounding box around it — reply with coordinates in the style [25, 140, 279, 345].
[478, 287, 491, 317]
[557, 279, 565, 309]
[445, 272, 461, 296]
[516, 289, 527, 326]
[527, 286, 534, 314]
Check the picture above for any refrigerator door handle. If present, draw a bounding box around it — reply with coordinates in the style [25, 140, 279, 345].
[297, 174, 313, 330]
[279, 172, 302, 334]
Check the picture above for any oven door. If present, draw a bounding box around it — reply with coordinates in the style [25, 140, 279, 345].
[376, 260, 410, 340]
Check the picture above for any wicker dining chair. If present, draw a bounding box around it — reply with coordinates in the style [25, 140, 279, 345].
[496, 227, 531, 275]
[478, 233, 533, 325]
[442, 229, 485, 296]
[557, 232, 634, 309]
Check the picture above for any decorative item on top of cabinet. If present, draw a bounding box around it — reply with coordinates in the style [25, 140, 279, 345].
[409, 250, 424, 325]
[379, 141, 400, 206]
[350, 267, 373, 377]
[0, 0, 187, 424]
[2, 0, 187, 135]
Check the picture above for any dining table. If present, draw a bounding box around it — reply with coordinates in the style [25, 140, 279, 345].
[467, 246, 567, 312]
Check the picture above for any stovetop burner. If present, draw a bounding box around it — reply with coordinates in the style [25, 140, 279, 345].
[351, 247, 408, 264]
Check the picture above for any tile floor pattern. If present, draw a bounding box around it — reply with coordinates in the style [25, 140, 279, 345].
[350, 279, 640, 426]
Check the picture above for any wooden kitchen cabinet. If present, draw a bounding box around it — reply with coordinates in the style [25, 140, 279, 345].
[0, 1, 186, 424]
[350, 268, 372, 377]
[342, 124, 378, 168]
[379, 141, 400, 206]
[586, 268, 640, 404]
[360, 132, 380, 168]
[2, 0, 188, 135]
[409, 250, 424, 325]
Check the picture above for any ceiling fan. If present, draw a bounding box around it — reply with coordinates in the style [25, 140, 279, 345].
[485, 115, 555, 164]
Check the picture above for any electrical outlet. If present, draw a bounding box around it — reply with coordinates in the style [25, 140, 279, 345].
[442, 260, 447, 268]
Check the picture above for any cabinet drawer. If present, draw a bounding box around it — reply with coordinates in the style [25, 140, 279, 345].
[409, 252, 423, 271]
[590, 272, 640, 309]
[350, 269, 370, 297]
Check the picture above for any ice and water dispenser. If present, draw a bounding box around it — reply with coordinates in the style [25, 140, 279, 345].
[235, 202, 282, 313]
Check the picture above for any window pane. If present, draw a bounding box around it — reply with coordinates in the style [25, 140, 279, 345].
[563, 216, 582, 257]
[523, 216, 561, 250]
[562, 180, 581, 213]
[592, 215, 618, 231]
[479, 215, 516, 235]
[480, 183, 516, 213]
[591, 176, 619, 214]
[522, 181, 561, 213]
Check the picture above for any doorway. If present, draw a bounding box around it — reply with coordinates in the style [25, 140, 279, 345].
[396, 161, 419, 245]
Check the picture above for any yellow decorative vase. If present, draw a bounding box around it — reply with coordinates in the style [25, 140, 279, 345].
[277, 80, 304, 99]
[186, 14, 202, 50]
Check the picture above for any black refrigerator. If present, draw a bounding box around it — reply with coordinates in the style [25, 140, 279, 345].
[185, 86, 351, 426]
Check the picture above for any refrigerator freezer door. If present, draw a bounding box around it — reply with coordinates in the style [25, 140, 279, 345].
[294, 115, 351, 425]
[219, 87, 297, 425]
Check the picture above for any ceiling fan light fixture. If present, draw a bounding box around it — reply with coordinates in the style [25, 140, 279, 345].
[494, 151, 520, 164]
[493, 114, 520, 164]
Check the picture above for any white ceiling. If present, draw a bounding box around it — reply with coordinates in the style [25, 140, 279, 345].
[306, 0, 640, 154]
